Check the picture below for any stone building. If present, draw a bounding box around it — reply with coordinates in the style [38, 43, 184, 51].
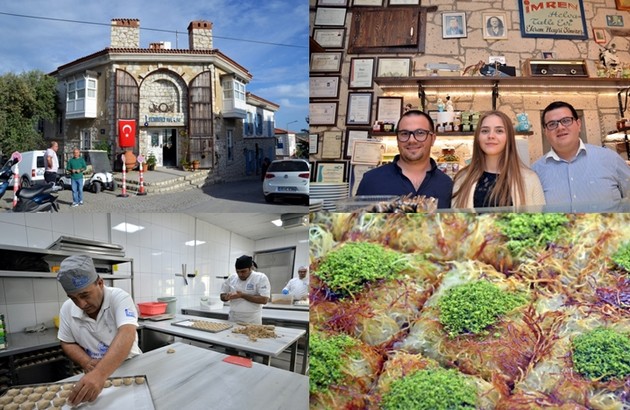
[47, 18, 278, 181]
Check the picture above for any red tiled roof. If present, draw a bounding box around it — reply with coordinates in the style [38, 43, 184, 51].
[246, 92, 279, 110]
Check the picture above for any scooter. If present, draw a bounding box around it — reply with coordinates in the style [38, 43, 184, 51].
[0, 158, 59, 212]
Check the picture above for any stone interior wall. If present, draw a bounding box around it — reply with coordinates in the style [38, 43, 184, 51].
[309, 0, 630, 164]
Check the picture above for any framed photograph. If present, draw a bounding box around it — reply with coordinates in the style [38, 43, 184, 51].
[321, 131, 343, 159]
[542, 51, 555, 59]
[344, 129, 370, 159]
[315, 161, 348, 183]
[388, 0, 420, 4]
[309, 134, 319, 155]
[593, 28, 607, 44]
[483, 13, 508, 40]
[376, 97, 403, 125]
[317, 0, 348, 6]
[310, 52, 343, 73]
[346, 92, 373, 126]
[352, 0, 383, 5]
[442, 12, 467, 39]
[309, 102, 338, 126]
[349, 57, 375, 89]
[314, 7, 347, 26]
[313, 28, 346, 48]
[518, 0, 587, 40]
[616, 0, 630, 10]
[607, 15, 624, 26]
[376, 57, 411, 77]
[310, 76, 340, 99]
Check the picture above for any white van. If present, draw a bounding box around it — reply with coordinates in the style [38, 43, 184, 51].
[13, 150, 46, 187]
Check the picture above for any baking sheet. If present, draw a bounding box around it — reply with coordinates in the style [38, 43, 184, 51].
[171, 319, 233, 333]
[0, 375, 154, 410]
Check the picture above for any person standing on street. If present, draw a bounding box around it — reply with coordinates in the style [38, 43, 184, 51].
[66, 148, 87, 207]
[44, 141, 59, 184]
[220, 255, 270, 324]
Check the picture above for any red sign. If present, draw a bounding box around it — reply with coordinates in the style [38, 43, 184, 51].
[118, 119, 136, 148]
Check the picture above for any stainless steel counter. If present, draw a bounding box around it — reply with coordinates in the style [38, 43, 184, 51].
[0, 329, 60, 358]
[140, 314, 305, 372]
[264, 302, 309, 311]
[63, 342, 308, 410]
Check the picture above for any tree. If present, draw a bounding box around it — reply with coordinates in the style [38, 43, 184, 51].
[0, 70, 57, 155]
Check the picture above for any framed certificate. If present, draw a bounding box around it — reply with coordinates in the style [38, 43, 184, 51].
[377, 57, 411, 77]
[388, 0, 419, 4]
[317, 0, 349, 6]
[349, 57, 375, 89]
[313, 28, 346, 48]
[310, 76, 340, 99]
[309, 134, 319, 155]
[344, 129, 370, 159]
[351, 140, 385, 165]
[310, 102, 338, 126]
[376, 97, 403, 124]
[315, 161, 348, 183]
[310, 52, 343, 73]
[346, 92, 373, 126]
[352, 0, 383, 5]
[321, 131, 343, 159]
[314, 7, 347, 26]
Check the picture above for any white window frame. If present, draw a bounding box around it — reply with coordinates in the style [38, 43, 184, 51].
[227, 129, 234, 162]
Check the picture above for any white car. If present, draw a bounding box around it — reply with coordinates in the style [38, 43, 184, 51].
[263, 159, 310, 204]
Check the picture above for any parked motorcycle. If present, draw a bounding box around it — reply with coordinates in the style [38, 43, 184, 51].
[0, 158, 59, 212]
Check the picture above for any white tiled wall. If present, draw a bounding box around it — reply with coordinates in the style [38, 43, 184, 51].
[0, 213, 304, 334]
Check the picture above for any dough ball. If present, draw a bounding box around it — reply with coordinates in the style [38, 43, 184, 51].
[36, 399, 51, 409]
[41, 391, 56, 401]
[5, 388, 19, 397]
[167, 348, 175, 354]
[47, 385, 60, 393]
[104, 380, 112, 388]
[57, 390, 71, 399]
[122, 378, 133, 386]
[111, 378, 123, 386]
[61, 384, 74, 391]
[27, 393, 41, 402]
[20, 387, 34, 395]
[52, 397, 66, 407]
[4, 402, 19, 410]
[49, 407, 62, 410]
[19, 401, 35, 410]
[33, 386, 47, 394]
[134, 377, 145, 384]
[12, 394, 27, 404]
[0, 395, 13, 405]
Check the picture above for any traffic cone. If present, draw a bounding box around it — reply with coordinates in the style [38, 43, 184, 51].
[137, 163, 147, 196]
[118, 154, 129, 198]
[12, 162, 19, 209]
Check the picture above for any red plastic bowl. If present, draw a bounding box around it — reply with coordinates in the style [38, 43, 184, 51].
[137, 302, 167, 316]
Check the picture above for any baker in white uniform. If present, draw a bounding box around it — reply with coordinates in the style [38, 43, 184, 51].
[220, 255, 270, 324]
[283, 265, 309, 301]
[57, 255, 141, 406]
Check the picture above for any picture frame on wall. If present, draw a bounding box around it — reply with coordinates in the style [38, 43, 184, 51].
[309, 102, 338, 126]
[616, 0, 630, 11]
[313, 28, 346, 48]
[346, 92, 373, 126]
[442, 12, 467, 39]
[606, 15, 624, 26]
[310, 52, 343, 73]
[352, 0, 383, 6]
[388, 0, 420, 5]
[349, 57, 375, 89]
[314, 7, 347, 26]
[518, 0, 587, 40]
[376, 57, 411, 77]
[310, 76, 341, 99]
[593, 28, 607, 44]
[376, 97, 403, 125]
[317, 0, 349, 6]
[315, 160, 348, 183]
[309, 134, 319, 155]
[344, 129, 370, 159]
[321, 130, 344, 159]
[483, 13, 508, 40]
[542, 51, 556, 59]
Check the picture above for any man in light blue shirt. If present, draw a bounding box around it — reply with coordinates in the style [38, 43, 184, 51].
[532, 101, 630, 211]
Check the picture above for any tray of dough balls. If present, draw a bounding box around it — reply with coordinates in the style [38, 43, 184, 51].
[171, 319, 233, 333]
[0, 375, 154, 410]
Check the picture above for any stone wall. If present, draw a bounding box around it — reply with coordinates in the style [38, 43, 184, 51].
[110, 18, 140, 48]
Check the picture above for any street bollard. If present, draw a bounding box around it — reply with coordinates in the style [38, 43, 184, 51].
[118, 154, 129, 198]
[11, 162, 19, 209]
[137, 154, 147, 196]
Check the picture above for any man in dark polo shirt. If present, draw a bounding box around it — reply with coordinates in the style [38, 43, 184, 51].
[356, 110, 453, 208]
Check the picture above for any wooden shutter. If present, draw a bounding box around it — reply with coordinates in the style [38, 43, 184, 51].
[115, 70, 139, 121]
[189, 71, 214, 168]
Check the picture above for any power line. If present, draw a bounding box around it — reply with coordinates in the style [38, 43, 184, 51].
[0, 11, 306, 49]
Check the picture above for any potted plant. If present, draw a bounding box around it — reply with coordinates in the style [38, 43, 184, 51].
[146, 153, 157, 171]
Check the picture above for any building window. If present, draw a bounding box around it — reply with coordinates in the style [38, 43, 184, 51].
[222, 78, 246, 101]
[227, 129, 234, 162]
[246, 112, 253, 135]
[66, 74, 98, 118]
[80, 130, 92, 150]
[256, 113, 263, 135]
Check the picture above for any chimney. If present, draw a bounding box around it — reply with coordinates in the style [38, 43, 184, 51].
[188, 20, 213, 50]
[110, 18, 140, 48]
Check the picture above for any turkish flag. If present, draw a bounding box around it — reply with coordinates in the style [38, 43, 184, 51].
[118, 119, 136, 148]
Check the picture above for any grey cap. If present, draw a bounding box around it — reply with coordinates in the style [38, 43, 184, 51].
[57, 255, 98, 293]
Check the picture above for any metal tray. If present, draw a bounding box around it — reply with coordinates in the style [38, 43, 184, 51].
[171, 319, 233, 333]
